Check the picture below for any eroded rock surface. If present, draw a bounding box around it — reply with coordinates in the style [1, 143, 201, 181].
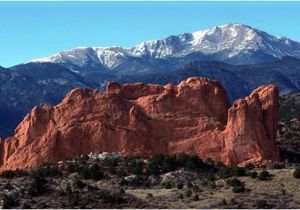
[0, 77, 279, 170]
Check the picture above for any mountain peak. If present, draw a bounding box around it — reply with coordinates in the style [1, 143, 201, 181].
[28, 23, 300, 72]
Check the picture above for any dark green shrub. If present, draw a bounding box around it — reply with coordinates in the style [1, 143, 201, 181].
[28, 176, 47, 196]
[0, 169, 28, 179]
[209, 181, 217, 189]
[192, 185, 201, 193]
[244, 163, 254, 170]
[218, 166, 232, 179]
[232, 185, 245, 193]
[146, 154, 177, 175]
[193, 194, 199, 201]
[126, 159, 144, 175]
[232, 166, 246, 177]
[3, 194, 16, 209]
[226, 178, 243, 187]
[187, 181, 193, 188]
[250, 171, 258, 179]
[1, 170, 17, 179]
[146, 193, 153, 199]
[119, 189, 125, 194]
[293, 168, 300, 178]
[146, 160, 160, 175]
[102, 193, 126, 204]
[226, 178, 245, 193]
[146, 154, 214, 175]
[67, 163, 80, 173]
[75, 155, 89, 164]
[119, 175, 144, 187]
[257, 170, 270, 181]
[177, 154, 208, 171]
[22, 202, 31, 209]
[161, 155, 177, 172]
[177, 182, 184, 189]
[185, 189, 192, 197]
[117, 167, 128, 177]
[219, 199, 227, 206]
[255, 200, 267, 208]
[161, 181, 172, 189]
[207, 172, 216, 181]
[143, 181, 150, 188]
[103, 158, 119, 167]
[272, 163, 284, 169]
[79, 164, 104, 180]
[33, 165, 62, 177]
[73, 177, 85, 189]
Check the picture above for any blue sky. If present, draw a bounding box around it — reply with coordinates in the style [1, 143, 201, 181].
[1, 1, 300, 67]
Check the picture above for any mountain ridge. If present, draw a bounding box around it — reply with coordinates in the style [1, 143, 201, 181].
[28, 23, 300, 74]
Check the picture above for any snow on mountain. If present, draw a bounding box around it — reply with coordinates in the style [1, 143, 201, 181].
[29, 23, 300, 72]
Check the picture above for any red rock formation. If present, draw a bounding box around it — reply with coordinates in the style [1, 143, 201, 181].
[0, 77, 279, 170]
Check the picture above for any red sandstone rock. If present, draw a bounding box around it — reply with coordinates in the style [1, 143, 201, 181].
[0, 77, 279, 170]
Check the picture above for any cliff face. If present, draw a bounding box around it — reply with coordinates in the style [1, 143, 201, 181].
[0, 77, 279, 170]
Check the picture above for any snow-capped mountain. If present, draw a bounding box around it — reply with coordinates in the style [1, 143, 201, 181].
[29, 23, 300, 75]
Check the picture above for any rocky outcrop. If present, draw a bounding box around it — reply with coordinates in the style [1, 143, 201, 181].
[0, 77, 279, 170]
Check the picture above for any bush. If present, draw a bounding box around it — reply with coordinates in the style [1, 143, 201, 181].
[193, 194, 199, 201]
[33, 165, 62, 177]
[209, 181, 217, 189]
[22, 202, 31, 209]
[226, 178, 243, 187]
[146, 154, 214, 175]
[126, 159, 144, 175]
[293, 168, 300, 179]
[244, 163, 254, 170]
[226, 178, 245, 193]
[232, 166, 246, 177]
[1, 170, 18, 179]
[75, 155, 89, 164]
[161, 155, 177, 172]
[177, 154, 208, 171]
[28, 176, 47, 196]
[232, 185, 245, 193]
[218, 166, 232, 179]
[161, 181, 172, 189]
[103, 158, 119, 167]
[79, 164, 104, 180]
[73, 177, 85, 189]
[0, 169, 28, 179]
[178, 193, 184, 199]
[146, 154, 177, 175]
[257, 170, 270, 181]
[272, 163, 284, 169]
[2, 194, 16, 209]
[102, 193, 126, 205]
[185, 189, 192, 197]
[146, 160, 160, 175]
[187, 181, 193, 188]
[250, 171, 258, 179]
[117, 167, 128, 178]
[119, 175, 145, 187]
[255, 200, 267, 208]
[146, 193, 153, 199]
[207, 172, 216, 181]
[67, 163, 80, 173]
[177, 182, 184, 189]
[219, 199, 227, 206]
[119, 189, 125, 194]
[192, 185, 201, 193]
